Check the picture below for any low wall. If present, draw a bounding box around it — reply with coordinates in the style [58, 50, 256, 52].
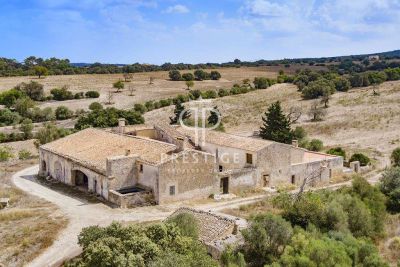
[108, 190, 154, 208]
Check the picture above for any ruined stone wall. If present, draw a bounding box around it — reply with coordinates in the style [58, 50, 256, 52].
[290, 156, 343, 186]
[108, 190, 153, 208]
[256, 143, 292, 186]
[157, 151, 218, 204]
[106, 155, 138, 191]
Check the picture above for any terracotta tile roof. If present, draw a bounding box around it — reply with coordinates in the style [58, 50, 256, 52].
[40, 128, 177, 174]
[168, 207, 236, 243]
[175, 126, 274, 152]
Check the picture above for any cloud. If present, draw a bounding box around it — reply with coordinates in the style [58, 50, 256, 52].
[164, 4, 189, 14]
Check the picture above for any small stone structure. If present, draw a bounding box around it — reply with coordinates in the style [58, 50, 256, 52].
[350, 161, 361, 173]
[167, 207, 246, 259]
[38, 123, 343, 207]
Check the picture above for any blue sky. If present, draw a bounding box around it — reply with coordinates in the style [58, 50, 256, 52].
[1, 0, 399, 64]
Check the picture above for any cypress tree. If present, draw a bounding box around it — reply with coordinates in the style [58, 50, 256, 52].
[260, 101, 292, 143]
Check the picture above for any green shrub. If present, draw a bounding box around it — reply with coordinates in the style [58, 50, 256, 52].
[201, 90, 217, 99]
[145, 101, 155, 111]
[0, 146, 14, 161]
[302, 78, 335, 99]
[327, 147, 346, 159]
[292, 126, 307, 141]
[88, 102, 103, 111]
[134, 103, 147, 114]
[50, 86, 74, 101]
[85, 90, 100, 98]
[55, 106, 73, 120]
[391, 147, 400, 167]
[349, 153, 370, 166]
[182, 73, 194, 81]
[15, 81, 44, 101]
[167, 212, 199, 239]
[218, 88, 230, 97]
[158, 99, 172, 107]
[0, 88, 26, 107]
[18, 149, 32, 160]
[253, 77, 269, 89]
[210, 71, 221, 80]
[169, 70, 182, 81]
[307, 139, 323, 151]
[189, 89, 201, 100]
[380, 167, 400, 213]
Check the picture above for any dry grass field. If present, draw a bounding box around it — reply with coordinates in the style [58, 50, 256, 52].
[145, 80, 400, 169]
[0, 65, 328, 111]
[0, 160, 67, 267]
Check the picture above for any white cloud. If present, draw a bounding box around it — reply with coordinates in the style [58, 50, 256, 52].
[164, 4, 189, 14]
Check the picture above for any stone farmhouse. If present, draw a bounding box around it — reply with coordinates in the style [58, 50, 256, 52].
[39, 121, 343, 207]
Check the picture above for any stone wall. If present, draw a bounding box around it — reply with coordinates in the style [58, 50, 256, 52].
[290, 156, 343, 186]
[108, 189, 154, 208]
[256, 143, 293, 186]
[157, 150, 217, 204]
[106, 155, 138, 191]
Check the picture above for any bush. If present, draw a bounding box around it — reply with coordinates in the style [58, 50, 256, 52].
[50, 86, 74, 101]
[189, 89, 201, 100]
[89, 102, 103, 111]
[307, 139, 323, 151]
[334, 77, 351, 92]
[55, 106, 73, 120]
[253, 77, 269, 89]
[391, 147, 400, 167]
[302, 79, 335, 99]
[218, 88, 230, 97]
[145, 101, 155, 111]
[0, 146, 13, 161]
[158, 99, 172, 107]
[380, 167, 400, 213]
[167, 213, 199, 239]
[292, 126, 307, 141]
[0, 89, 25, 107]
[349, 153, 370, 166]
[201, 90, 217, 99]
[18, 149, 32, 160]
[134, 103, 147, 114]
[182, 73, 194, 81]
[85, 90, 100, 98]
[0, 108, 21, 126]
[242, 213, 293, 266]
[168, 70, 182, 81]
[327, 147, 346, 159]
[209, 71, 221, 80]
[15, 81, 44, 101]
[74, 92, 84, 99]
[19, 118, 34, 139]
[194, 69, 209, 81]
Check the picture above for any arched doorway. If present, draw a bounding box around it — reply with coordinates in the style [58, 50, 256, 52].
[73, 170, 88, 190]
[54, 161, 63, 181]
[42, 160, 47, 173]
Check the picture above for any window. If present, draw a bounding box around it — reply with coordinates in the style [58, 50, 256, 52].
[219, 165, 223, 172]
[246, 153, 253, 164]
[139, 164, 143, 173]
[169, 185, 175, 195]
[291, 175, 296, 184]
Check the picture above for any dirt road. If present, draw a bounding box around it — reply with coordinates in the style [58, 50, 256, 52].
[13, 165, 384, 266]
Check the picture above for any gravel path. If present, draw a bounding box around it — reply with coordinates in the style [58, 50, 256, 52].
[13, 165, 384, 267]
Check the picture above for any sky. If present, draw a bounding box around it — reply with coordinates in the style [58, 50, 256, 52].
[1, 0, 400, 64]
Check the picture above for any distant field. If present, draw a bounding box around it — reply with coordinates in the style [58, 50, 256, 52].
[0, 65, 327, 111]
[145, 80, 400, 169]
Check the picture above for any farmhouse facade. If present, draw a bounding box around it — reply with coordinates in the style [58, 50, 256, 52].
[39, 122, 343, 207]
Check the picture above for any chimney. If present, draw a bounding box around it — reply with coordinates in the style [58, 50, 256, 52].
[292, 139, 298, 148]
[118, 118, 126, 134]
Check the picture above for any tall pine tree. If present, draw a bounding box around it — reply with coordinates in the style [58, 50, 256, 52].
[170, 101, 191, 125]
[260, 101, 293, 143]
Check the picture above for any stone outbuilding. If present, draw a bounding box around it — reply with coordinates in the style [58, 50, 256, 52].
[39, 123, 343, 207]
